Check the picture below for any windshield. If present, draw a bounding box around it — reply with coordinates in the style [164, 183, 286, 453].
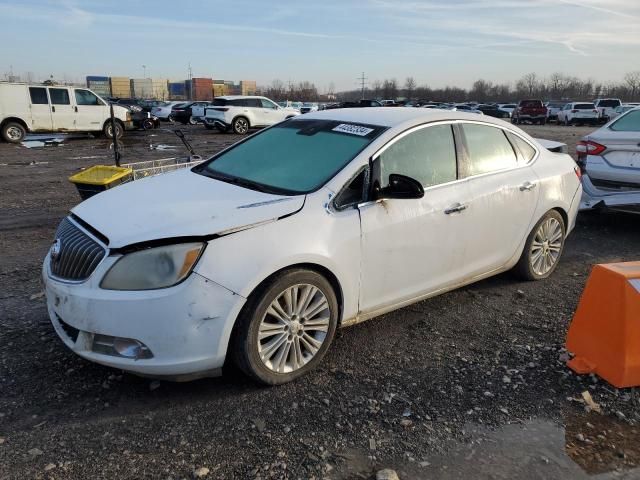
[599, 100, 621, 107]
[195, 119, 386, 195]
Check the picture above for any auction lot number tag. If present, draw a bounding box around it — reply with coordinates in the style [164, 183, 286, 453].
[332, 124, 374, 136]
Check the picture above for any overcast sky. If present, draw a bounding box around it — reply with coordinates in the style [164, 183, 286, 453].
[0, 0, 638, 91]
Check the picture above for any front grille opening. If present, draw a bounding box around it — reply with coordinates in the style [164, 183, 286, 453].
[50, 217, 106, 281]
[57, 315, 80, 343]
[92, 334, 154, 360]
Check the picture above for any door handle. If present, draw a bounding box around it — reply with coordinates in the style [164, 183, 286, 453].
[444, 203, 467, 214]
[519, 181, 537, 191]
[74, 106, 78, 113]
[51, 106, 55, 113]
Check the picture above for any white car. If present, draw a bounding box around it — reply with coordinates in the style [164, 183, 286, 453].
[578, 107, 640, 201]
[150, 101, 185, 121]
[0, 83, 132, 142]
[300, 102, 319, 114]
[43, 108, 581, 384]
[498, 104, 517, 117]
[557, 102, 599, 126]
[610, 103, 640, 120]
[545, 101, 566, 121]
[204, 96, 299, 134]
[594, 98, 622, 123]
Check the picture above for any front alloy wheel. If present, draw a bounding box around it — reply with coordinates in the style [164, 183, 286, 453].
[232, 269, 338, 384]
[233, 117, 249, 134]
[514, 210, 565, 280]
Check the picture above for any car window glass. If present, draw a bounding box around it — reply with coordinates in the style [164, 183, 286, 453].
[247, 99, 261, 108]
[261, 99, 277, 109]
[75, 89, 103, 106]
[505, 132, 536, 163]
[49, 88, 70, 105]
[29, 87, 48, 105]
[463, 124, 517, 176]
[610, 110, 640, 132]
[379, 124, 457, 188]
[575, 103, 595, 110]
[334, 170, 366, 210]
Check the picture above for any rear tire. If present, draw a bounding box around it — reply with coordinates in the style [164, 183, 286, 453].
[231, 269, 339, 385]
[232, 116, 250, 135]
[204, 124, 214, 130]
[189, 116, 197, 125]
[1, 122, 27, 143]
[513, 210, 566, 281]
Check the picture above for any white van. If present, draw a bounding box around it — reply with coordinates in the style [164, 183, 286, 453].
[0, 83, 133, 143]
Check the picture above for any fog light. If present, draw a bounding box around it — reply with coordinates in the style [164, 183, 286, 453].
[92, 334, 153, 359]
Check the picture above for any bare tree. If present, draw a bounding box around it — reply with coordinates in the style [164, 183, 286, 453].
[382, 79, 398, 99]
[518, 73, 539, 96]
[404, 77, 416, 100]
[624, 71, 640, 99]
[371, 80, 382, 99]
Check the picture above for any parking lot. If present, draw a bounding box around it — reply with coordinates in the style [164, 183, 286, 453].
[1, 124, 639, 479]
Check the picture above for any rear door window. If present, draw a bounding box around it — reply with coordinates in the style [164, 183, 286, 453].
[49, 88, 70, 105]
[610, 110, 640, 132]
[462, 124, 518, 176]
[29, 87, 49, 105]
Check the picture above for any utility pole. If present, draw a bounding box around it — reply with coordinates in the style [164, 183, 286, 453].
[188, 63, 193, 100]
[357, 72, 368, 100]
[142, 64, 147, 78]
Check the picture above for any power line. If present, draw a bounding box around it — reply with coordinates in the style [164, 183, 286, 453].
[357, 72, 368, 99]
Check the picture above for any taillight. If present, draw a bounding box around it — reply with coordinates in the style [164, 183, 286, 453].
[571, 109, 578, 113]
[576, 140, 606, 161]
[212, 107, 229, 112]
[592, 110, 598, 114]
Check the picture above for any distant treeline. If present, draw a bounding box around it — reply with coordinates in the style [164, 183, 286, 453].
[259, 72, 640, 103]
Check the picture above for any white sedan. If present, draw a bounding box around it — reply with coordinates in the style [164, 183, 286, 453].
[43, 108, 582, 384]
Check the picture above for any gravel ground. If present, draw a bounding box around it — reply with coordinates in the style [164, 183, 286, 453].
[0, 122, 639, 479]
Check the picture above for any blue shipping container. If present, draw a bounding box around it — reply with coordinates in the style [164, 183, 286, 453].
[86, 75, 110, 82]
[169, 82, 186, 95]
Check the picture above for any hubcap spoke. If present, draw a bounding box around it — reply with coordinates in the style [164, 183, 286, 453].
[530, 217, 563, 275]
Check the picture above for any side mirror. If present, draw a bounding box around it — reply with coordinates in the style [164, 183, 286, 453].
[377, 174, 424, 200]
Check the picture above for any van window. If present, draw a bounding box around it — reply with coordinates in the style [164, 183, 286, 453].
[29, 87, 49, 105]
[75, 89, 103, 106]
[49, 88, 70, 105]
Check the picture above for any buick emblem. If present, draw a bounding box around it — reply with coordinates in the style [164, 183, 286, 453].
[51, 239, 62, 261]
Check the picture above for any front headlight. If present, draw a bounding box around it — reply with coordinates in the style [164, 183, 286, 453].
[100, 243, 205, 291]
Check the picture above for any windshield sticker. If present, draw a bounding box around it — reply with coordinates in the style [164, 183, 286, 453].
[332, 124, 374, 137]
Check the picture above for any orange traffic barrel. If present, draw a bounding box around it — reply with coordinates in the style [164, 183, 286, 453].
[566, 262, 640, 388]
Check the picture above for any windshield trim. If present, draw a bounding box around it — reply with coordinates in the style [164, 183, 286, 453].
[193, 119, 388, 195]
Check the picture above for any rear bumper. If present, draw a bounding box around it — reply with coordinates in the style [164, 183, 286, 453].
[204, 116, 229, 128]
[580, 174, 640, 214]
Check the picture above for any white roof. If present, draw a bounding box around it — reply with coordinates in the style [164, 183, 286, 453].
[299, 107, 511, 129]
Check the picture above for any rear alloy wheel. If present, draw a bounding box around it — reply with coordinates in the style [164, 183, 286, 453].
[514, 210, 565, 281]
[1, 122, 26, 143]
[232, 270, 338, 384]
[232, 117, 249, 134]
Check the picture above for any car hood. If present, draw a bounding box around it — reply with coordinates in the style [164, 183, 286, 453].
[72, 168, 304, 249]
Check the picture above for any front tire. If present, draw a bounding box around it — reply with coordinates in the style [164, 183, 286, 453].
[231, 269, 339, 385]
[103, 121, 123, 139]
[232, 116, 249, 134]
[513, 210, 566, 281]
[1, 122, 27, 143]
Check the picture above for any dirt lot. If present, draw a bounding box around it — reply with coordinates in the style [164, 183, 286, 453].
[1, 123, 639, 479]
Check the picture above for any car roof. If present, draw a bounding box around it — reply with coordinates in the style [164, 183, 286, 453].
[296, 107, 511, 128]
[215, 95, 265, 100]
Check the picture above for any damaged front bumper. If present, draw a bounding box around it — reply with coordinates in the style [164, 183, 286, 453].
[43, 255, 246, 379]
[580, 174, 640, 214]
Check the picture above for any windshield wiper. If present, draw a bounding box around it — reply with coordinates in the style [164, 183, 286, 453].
[199, 169, 294, 195]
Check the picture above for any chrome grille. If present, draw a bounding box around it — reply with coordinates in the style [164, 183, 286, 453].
[50, 218, 106, 281]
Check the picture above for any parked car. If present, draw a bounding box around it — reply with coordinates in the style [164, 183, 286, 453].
[577, 107, 640, 193]
[151, 101, 185, 121]
[610, 104, 640, 120]
[43, 108, 581, 384]
[556, 102, 599, 126]
[451, 104, 483, 115]
[170, 102, 212, 125]
[594, 98, 622, 123]
[0, 83, 132, 143]
[188, 102, 214, 124]
[475, 104, 510, 118]
[545, 101, 567, 121]
[203, 96, 299, 134]
[314, 99, 383, 110]
[512, 99, 548, 125]
[114, 102, 160, 130]
[498, 104, 517, 116]
[300, 102, 319, 114]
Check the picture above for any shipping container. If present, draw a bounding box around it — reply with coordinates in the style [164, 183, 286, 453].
[169, 82, 186, 97]
[110, 77, 131, 98]
[240, 80, 257, 96]
[86, 75, 109, 82]
[130, 78, 153, 99]
[151, 79, 169, 100]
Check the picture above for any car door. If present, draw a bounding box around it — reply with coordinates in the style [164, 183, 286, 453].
[73, 89, 108, 132]
[358, 122, 472, 314]
[259, 98, 283, 125]
[48, 87, 76, 131]
[456, 122, 539, 277]
[28, 86, 53, 131]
